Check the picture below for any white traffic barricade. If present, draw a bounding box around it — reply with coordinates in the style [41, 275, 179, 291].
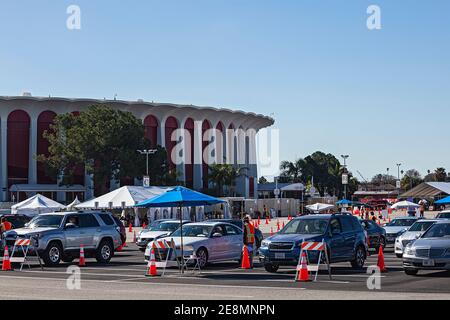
[10, 238, 43, 271]
[296, 239, 331, 281]
[150, 238, 180, 276]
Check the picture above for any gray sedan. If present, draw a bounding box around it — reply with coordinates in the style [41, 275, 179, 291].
[403, 220, 450, 275]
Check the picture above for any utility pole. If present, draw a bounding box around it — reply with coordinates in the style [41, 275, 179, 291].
[396, 163, 401, 190]
[341, 155, 349, 199]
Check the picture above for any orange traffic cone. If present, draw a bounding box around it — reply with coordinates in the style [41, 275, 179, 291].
[377, 246, 387, 273]
[241, 245, 251, 269]
[258, 216, 261, 225]
[277, 223, 280, 232]
[128, 223, 133, 233]
[142, 222, 147, 229]
[296, 251, 310, 282]
[79, 244, 86, 267]
[2, 246, 12, 271]
[265, 217, 269, 225]
[270, 227, 274, 236]
[146, 248, 158, 277]
[282, 221, 285, 228]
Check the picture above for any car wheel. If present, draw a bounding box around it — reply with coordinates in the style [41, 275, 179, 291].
[196, 247, 208, 269]
[43, 242, 62, 267]
[96, 239, 113, 264]
[264, 263, 279, 273]
[404, 268, 418, 276]
[351, 246, 366, 269]
[396, 253, 403, 258]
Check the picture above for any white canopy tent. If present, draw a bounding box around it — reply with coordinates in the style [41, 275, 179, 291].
[11, 194, 66, 217]
[305, 203, 334, 213]
[75, 186, 172, 209]
[66, 196, 81, 211]
[391, 200, 420, 210]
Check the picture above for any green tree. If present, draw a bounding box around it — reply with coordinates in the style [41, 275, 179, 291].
[206, 164, 248, 196]
[279, 159, 305, 183]
[371, 174, 397, 186]
[37, 105, 175, 189]
[435, 167, 447, 182]
[401, 169, 423, 190]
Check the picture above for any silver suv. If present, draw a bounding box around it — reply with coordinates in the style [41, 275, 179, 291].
[3, 211, 122, 266]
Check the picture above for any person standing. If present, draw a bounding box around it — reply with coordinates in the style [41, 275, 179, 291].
[243, 215, 255, 268]
[0, 217, 12, 235]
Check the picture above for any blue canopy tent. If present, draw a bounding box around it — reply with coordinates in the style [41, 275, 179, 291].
[435, 196, 450, 205]
[336, 199, 353, 205]
[135, 186, 226, 271]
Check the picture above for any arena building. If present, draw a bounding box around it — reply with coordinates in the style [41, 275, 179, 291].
[0, 94, 274, 203]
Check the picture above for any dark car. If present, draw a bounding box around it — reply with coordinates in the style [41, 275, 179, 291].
[0, 214, 32, 251]
[112, 215, 126, 245]
[209, 219, 264, 249]
[0, 214, 31, 230]
[360, 219, 386, 251]
[436, 211, 450, 219]
[259, 213, 368, 273]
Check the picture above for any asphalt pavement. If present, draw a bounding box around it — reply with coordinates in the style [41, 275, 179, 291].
[1, 243, 450, 300]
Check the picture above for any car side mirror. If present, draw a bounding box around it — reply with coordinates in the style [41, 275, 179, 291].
[415, 234, 421, 239]
[212, 232, 222, 238]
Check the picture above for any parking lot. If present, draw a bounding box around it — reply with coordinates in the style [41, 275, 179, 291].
[1, 240, 450, 300]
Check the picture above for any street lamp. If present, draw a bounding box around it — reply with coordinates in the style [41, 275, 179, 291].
[341, 155, 349, 199]
[396, 163, 402, 189]
[137, 149, 157, 185]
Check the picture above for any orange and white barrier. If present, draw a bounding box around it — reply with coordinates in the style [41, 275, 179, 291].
[296, 239, 332, 282]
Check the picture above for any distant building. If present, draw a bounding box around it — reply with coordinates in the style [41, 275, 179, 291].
[0, 94, 273, 202]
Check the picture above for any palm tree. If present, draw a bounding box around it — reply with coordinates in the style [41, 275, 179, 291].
[279, 159, 305, 182]
[207, 164, 248, 196]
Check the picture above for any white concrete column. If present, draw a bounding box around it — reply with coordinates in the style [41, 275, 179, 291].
[28, 115, 37, 184]
[160, 122, 166, 148]
[193, 120, 203, 190]
[0, 117, 7, 201]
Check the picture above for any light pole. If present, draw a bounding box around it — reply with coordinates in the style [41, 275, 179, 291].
[396, 163, 402, 190]
[137, 149, 157, 184]
[341, 155, 349, 199]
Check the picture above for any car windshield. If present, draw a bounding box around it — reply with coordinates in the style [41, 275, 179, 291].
[437, 212, 450, 219]
[279, 219, 328, 235]
[386, 219, 416, 227]
[408, 221, 435, 232]
[27, 215, 63, 228]
[171, 225, 213, 237]
[145, 221, 168, 231]
[151, 222, 180, 232]
[422, 223, 450, 238]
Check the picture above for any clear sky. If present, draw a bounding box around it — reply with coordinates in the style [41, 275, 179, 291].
[1, 0, 449, 180]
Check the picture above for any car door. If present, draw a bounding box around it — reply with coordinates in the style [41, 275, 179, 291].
[340, 216, 356, 259]
[328, 218, 345, 262]
[208, 225, 227, 261]
[367, 221, 380, 247]
[223, 224, 243, 260]
[78, 214, 101, 249]
[63, 214, 83, 250]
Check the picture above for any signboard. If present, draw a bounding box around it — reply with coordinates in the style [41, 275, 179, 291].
[396, 180, 401, 189]
[342, 174, 348, 185]
[309, 186, 316, 197]
[143, 175, 150, 187]
[274, 188, 280, 197]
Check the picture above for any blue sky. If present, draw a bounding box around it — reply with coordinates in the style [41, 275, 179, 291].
[1, 0, 449, 180]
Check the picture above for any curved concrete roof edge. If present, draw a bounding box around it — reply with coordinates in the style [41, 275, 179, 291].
[0, 95, 275, 126]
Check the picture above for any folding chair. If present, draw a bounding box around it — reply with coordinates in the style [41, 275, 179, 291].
[181, 245, 201, 274]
